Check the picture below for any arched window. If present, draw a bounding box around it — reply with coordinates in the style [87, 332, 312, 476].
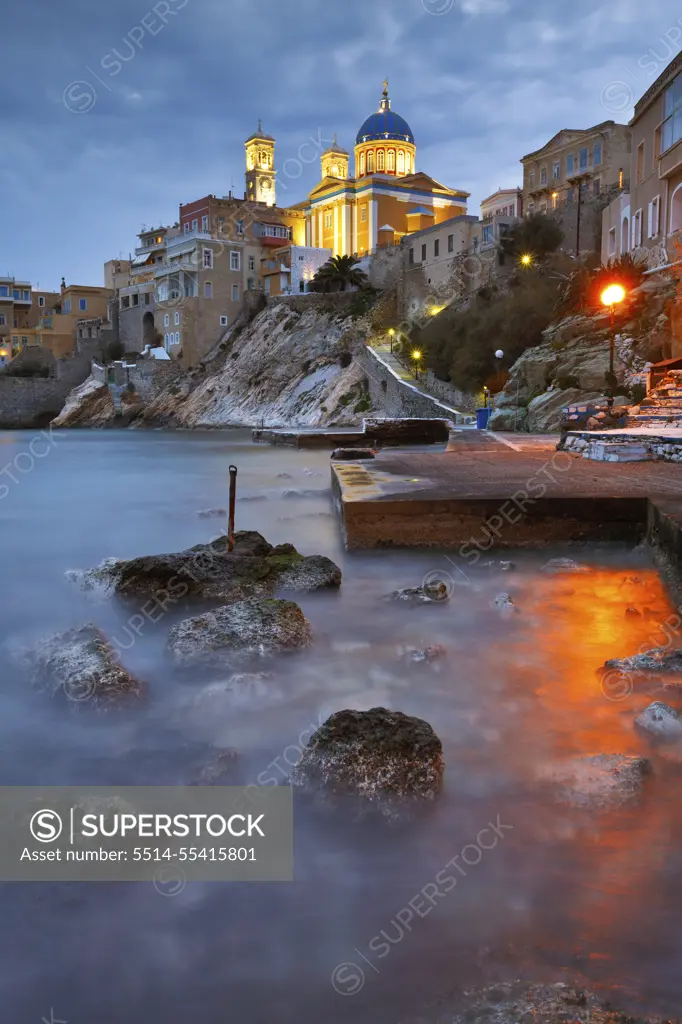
[261, 150, 270, 168]
[405, 152, 411, 173]
[164, 333, 169, 348]
[397, 151, 405, 174]
[387, 150, 395, 171]
[671, 184, 682, 234]
[359, 152, 365, 176]
[367, 150, 374, 173]
[175, 332, 180, 345]
[377, 150, 385, 171]
[621, 215, 630, 252]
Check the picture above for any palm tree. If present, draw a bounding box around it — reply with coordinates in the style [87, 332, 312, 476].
[312, 255, 368, 293]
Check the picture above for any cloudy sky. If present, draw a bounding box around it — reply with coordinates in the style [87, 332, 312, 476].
[2, 0, 681, 288]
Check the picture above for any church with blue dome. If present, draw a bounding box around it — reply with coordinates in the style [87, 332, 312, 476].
[286, 82, 469, 257]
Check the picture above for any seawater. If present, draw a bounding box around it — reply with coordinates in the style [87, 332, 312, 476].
[0, 428, 680, 1024]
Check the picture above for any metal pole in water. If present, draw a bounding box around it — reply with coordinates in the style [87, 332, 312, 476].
[228, 464, 238, 552]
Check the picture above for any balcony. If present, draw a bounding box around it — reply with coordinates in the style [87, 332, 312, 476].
[167, 230, 211, 249]
[260, 235, 291, 247]
[659, 138, 682, 179]
[566, 165, 596, 183]
[134, 240, 166, 257]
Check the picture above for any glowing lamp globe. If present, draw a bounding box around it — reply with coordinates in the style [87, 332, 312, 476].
[495, 349, 504, 359]
[412, 349, 422, 361]
[601, 284, 626, 307]
[520, 254, 532, 266]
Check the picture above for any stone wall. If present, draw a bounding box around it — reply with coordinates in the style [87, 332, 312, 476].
[0, 378, 78, 428]
[91, 359, 181, 401]
[358, 345, 463, 420]
[270, 292, 359, 315]
[423, 370, 476, 413]
[0, 354, 91, 427]
[127, 361, 182, 401]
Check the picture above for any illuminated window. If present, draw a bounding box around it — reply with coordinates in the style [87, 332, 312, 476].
[367, 151, 374, 173]
[387, 150, 395, 171]
[377, 150, 385, 171]
[397, 150, 404, 174]
[359, 152, 365, 176]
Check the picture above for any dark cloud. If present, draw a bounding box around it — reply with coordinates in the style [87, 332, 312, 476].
[1, 0, 681, 284]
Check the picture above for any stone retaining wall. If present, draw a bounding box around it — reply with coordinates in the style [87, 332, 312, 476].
[423, 371, 476, 413]
[0, 355, 90, 427]
[91, 359, 181, 401]
[358, 345, 465, 420]
[563, 430, 682, 463]
[269, 293, 359, 315]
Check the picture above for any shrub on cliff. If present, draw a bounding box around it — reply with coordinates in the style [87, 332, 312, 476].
[416, 271, 558, 393]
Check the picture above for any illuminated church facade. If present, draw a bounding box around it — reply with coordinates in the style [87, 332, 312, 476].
[244, 83, 470, 258]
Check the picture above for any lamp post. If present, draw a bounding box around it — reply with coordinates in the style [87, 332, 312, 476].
[412, 348, 422, 381]
[388, 328, 395, 354]
[600, 284, 626, 409]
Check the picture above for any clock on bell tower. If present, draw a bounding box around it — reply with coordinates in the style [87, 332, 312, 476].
[245, 120, 277, 206]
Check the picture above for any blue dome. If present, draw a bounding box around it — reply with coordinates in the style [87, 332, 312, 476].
[356, 90, 414, 145]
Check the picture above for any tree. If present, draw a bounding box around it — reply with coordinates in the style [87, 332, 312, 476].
[311, 255, 368, 293]
[500, 212, 564, 263]
[105, 339, 125, 362]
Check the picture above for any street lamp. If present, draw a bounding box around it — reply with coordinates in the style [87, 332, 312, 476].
[600, 283, 627, 409]
[412, 348, 422, 380]
[520, 253, 533, 267]
[388, 328, 395, 353]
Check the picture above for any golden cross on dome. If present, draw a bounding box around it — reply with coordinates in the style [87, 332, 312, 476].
[382, 78, 389, 97]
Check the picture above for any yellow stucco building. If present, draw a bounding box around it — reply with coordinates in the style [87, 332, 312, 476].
[293, 82, 469, 256]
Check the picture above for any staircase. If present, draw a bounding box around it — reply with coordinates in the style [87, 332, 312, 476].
[108, 384, 124, 415]
[628, 370, 682, 427]
[368, 341, 472, 422]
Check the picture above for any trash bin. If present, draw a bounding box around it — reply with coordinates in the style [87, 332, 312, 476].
[476, 407, 490, 430]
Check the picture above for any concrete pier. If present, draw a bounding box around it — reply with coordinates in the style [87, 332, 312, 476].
[332, 430, 682, 552]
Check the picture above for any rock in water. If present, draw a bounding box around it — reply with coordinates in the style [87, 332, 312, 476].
[604, 647, 682, 675]
[541, 558, 589, 574]
[192, 749, 241, 786]
[396, 644, 446, 664]
[276, 552, 342, 591]
[635, 701, 682, 742]
[384, 582, 449, 604]
[492, 592, 517, 614]
[26, 624, 144, 711]
[167, 598, 312, 668]
[544, 753, 652, 809]
[400, 980, 667, 1024]
[289, 707, 444, 822]
[75, 531, 341, 603]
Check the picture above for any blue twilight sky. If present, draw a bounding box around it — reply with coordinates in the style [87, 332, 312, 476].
[2, 0, 682, 289]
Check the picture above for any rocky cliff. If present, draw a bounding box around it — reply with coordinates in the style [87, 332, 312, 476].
[489, 273, 673, 433]
[54, 301, 376, 429]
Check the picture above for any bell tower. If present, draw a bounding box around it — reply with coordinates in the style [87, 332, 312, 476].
[245, 120, 276, 206]
[321, 134, 349, 180]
